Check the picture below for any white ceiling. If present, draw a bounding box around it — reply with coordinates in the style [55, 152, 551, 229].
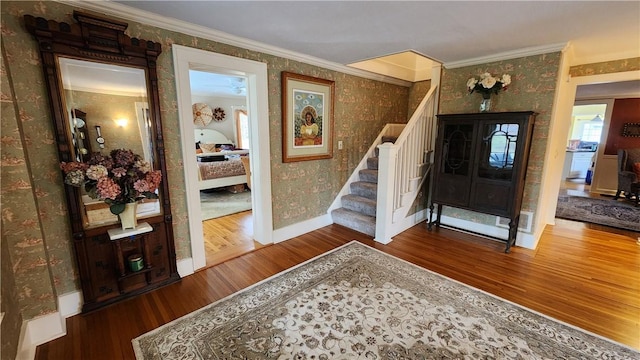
[189, 70, 246, 98]
[575, 80, 640, 100]
[116, 1, 640, 67]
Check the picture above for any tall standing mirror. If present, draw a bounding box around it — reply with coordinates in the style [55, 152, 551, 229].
[25, 11, 179, 313]
[58, 57, 160, 228]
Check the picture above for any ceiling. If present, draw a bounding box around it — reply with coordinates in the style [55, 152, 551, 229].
[575, 80, 640, 100]
[115, 1, 640, 70]
[189, 70, 246, 98]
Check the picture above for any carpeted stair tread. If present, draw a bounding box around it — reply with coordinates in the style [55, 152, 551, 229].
[342, 194, 377, 217]
[350, 181, 378, 200]
[358, 169, 378, 183]
[331, 208, 376, 236]
[367, 157, 379, 170]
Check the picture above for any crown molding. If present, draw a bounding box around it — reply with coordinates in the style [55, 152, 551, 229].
[444, 43, 569, 69]
[56, 0, 412, 87]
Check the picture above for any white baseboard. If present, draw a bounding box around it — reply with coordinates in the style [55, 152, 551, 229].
[436, 214, 536, 250]
[16, 312, 65, 360]
[273, 214, 333, 243]
[58, 291, 83, 319]
[177, 257, 195, 277]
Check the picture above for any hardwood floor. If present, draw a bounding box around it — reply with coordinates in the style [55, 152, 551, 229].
[202, 210, 265, 268]
[35, 212, 640, 359]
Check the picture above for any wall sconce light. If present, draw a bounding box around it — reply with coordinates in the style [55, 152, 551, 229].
[115, 118, 128, 127]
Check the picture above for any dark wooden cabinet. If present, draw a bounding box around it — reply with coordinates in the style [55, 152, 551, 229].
[79, 218, 178, 313]
[429, 111, 536, 252]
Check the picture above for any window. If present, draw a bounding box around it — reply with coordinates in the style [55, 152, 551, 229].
[235, 109, 249, 149]
[581, 122, 603, 142]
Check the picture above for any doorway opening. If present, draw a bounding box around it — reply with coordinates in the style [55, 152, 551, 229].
[553, 77, 640, 241]
[173, 45, 273, 274]
[189, 70, 262, 267]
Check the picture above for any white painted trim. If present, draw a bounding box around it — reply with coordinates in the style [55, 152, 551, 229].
[57, 291, 82, 319]
[272, 214, 333, 244]
[444, 43, 568, 69]
[436, 214, 536, 250]
[177, 257, 195, 278]
[57, 0, 411, 87]
[173, 45, 274, 273]
[537, 45, 575, 228]
[173, 45, 207, 272]
[543, 69, 640, 227]
[17, 312, 66, 360]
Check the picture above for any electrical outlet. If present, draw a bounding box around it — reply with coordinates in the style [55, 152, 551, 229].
[338, 140, 343, 150]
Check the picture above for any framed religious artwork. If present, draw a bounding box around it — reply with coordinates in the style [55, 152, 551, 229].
[281, 72, 335, 162]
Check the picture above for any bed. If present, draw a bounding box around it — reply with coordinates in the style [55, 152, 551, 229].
[195, 129, 249, 191]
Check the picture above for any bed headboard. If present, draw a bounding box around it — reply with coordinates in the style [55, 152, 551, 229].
[195, 129, 233, 145]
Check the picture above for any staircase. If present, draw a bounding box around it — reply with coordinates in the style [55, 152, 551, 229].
[331, 136, 396, 236]
[329, 81, 439, 243]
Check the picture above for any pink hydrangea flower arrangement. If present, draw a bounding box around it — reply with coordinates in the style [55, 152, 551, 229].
[60, 149, 161, 215]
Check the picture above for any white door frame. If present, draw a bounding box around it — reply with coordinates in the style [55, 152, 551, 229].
[542, 69, 640, 226]
[173, 45, 273, 273]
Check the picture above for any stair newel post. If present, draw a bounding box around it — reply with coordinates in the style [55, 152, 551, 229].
[375, 142, 397, 244]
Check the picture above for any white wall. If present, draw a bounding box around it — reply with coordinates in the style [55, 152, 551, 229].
[191, 95, 246, 145]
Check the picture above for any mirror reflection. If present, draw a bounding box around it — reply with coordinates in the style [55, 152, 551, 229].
[59, 57, 153, 163]
[479, 123, 519, 180]
[58, 57, 160, 227]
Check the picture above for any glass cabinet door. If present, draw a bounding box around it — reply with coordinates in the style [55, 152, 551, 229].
[441, 123, 474, 176]
[477, 123, 520, 180]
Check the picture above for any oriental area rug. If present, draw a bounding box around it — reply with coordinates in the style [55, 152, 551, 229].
[132, 242, 638, 360]
[556, 194, 640, 232]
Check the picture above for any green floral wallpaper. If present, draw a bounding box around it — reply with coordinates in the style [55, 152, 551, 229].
[4, 1, 636, 323]
[569, 57, 640, 77]
[1, 218, 23, 360]
[438, 53, 562, 230]
[408, 80, 432, 119]
[65, 91, 146, 157]
[1, 35, 59, 321]
[1, 1, 408, 319]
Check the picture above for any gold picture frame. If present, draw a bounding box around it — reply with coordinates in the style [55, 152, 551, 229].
[281, 72, 334, 162]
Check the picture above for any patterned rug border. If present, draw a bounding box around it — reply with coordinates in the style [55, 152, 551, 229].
[133, 241, 639, 359]
[555, 194, 640, 232]
[132, 241, 357, 357]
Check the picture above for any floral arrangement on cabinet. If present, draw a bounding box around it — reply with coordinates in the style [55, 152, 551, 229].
[60, 149, 161, 215]
[467, 72, 511, 99]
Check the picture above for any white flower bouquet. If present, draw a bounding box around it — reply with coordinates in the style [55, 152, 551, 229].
[467, 73, 511, 98]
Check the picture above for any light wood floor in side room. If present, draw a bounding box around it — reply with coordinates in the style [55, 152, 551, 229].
[202, 210, 265, 268]
[35, 211, 639, 359]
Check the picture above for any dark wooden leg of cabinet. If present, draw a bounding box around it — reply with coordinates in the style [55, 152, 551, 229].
[427, 203, 435, 230]
[505, 218, 517, 253]
[428, 204, 443, 230]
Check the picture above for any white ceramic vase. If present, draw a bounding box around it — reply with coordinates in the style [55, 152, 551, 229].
[119, 202, 137, 230]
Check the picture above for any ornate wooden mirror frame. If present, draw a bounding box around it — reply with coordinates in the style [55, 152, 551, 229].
[25, 11, 179, 312]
